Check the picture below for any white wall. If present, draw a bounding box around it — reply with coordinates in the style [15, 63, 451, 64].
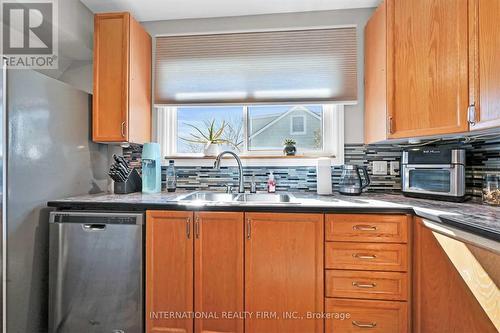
[142, 8, 375, 143]
[36, 0, 94, 93]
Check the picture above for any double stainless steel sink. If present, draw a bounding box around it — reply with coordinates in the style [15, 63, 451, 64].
[176, 192, 296, 205]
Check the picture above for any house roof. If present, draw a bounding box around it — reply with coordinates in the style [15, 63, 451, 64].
[248, 106, 321, 140]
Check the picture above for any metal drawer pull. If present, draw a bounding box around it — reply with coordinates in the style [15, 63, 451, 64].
[352, 320, 377, 328]
[246, 219, 251, 240]
[186, 218, 191, 239]
[353, 224, 377, 231]
[353, 253, 377, 260]
[352, 281, 377, 288]
[195, 217, 200, 239]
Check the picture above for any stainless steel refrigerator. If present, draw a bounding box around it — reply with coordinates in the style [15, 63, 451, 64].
[1, 60, 109, 333]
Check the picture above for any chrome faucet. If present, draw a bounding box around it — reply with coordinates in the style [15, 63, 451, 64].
[214, 151, 245, 193]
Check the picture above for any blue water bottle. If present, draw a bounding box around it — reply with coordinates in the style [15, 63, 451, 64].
[142, 143, 161, 193]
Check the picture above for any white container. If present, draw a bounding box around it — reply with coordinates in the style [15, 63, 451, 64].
[203, 143, 220, 156]
[316, 158, 332, 195]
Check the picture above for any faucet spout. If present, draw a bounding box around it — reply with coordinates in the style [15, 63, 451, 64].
[214, 151, 245, 193]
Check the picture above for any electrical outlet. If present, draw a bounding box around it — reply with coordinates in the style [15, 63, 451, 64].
[390, 161, 400, 176]
[372, 161, 388, 175]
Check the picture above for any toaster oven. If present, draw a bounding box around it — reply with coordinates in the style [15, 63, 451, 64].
[401, 148, 467, 202]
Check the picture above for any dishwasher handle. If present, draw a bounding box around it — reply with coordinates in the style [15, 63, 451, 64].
[82, 224, 107, 231]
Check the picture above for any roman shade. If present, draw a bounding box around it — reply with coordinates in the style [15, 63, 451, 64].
[155, 28, 358, 105]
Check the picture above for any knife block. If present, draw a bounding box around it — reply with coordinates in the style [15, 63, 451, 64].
[114, 169, 142, 194]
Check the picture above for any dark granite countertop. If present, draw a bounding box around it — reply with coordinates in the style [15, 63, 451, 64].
[47, 191, 500, 242]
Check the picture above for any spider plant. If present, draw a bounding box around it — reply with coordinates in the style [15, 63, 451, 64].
[180, 119, 228, 145]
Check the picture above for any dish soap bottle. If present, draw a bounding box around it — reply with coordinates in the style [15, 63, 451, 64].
[267, 171, 276, 193]
[166, 160, 177, 192]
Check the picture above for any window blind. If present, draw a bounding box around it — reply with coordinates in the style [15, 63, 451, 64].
[155, 28, 358, 105]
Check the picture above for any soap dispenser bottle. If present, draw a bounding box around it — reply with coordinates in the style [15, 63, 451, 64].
[267, 171, 276, 193]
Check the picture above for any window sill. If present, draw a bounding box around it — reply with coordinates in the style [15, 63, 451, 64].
[164, 155, 336, 159]
[163, 154, 342, 167]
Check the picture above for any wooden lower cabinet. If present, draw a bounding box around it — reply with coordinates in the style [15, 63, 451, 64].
[326, 270, 408, 301]
[325, 242, 408, 272]
[326, 214, 409, 243]
[146, 210, 194, 333]
[413, 218, 498, 333]
[326, 298, 409, 333]
[146, 211, 244, 333]
[244, 213, 324, 333]
[194, 212, 244, 333]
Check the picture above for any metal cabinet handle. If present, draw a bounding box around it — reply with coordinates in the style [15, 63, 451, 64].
[121, 121, 126, 138]
[353, 224, 377, 231]
[352, 281, 377, 288]
[388, 116, 394, 134]
[246, 219, 251, 240]
[195, 216, 200, 239]
[352, 253, 377, 260]
[186, 218, 191, 239]
[352, 320, 377, 328]
[467, 104, 476, 125]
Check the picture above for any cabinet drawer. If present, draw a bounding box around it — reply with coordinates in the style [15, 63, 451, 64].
[325, 242, 408, 272]
[325, 298, 408, 333]
[325, 270, 408, 301]
[326, 214, 408, 243]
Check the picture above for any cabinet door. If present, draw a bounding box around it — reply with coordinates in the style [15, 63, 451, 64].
[93, 13, 129, 142]
[146, 211, 194, 333]
[469, 0, 500, 130]
[128, 16, 152, 143]
[387, 0, 469, 138]
[245, 213, 324, 333]
[364, 1, 388, 144]
[194, 212, 244, 333]
[413, 218, 497, 333]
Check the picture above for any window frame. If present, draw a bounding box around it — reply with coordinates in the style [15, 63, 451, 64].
[155, 104, 344, 167]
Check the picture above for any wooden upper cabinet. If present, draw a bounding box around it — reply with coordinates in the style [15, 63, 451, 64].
[194, 212, 244, 333]
[146, 211, 194, 333]
[364, 1, 388, 144]
[469, 0, 500, 130]
[244, 213, 324, 333]
[387, 0, 469, 138]
[93, 12, 151, 144]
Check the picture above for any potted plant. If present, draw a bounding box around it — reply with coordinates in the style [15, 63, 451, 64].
[283, 139, 297, 156]
[181, 120, 228, 156]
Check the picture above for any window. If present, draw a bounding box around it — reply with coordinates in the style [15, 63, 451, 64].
[156, 104, 344, 166]
[290, 115, 307, 135]
[176, 106, 244, 154]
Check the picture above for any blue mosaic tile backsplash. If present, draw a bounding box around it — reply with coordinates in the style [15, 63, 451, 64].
[124, 138, 500, 198]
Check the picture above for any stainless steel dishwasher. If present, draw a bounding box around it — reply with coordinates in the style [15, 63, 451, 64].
[49, 211, 144, 333]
